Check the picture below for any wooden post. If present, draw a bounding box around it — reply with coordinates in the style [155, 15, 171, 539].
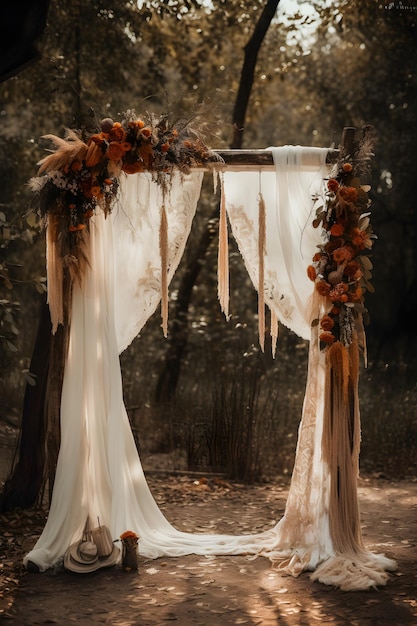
[340, 126, 357, 159]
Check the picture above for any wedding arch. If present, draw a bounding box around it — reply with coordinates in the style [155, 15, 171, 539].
[23, 115, 397, 591]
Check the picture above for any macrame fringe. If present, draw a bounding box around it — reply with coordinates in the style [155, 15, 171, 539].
[311, 553, 395, 592]
[258, 192, 266, 352]
[322, 334, 363, 556]
[160, 203, 169, 337]
[217, 173, 229, 319]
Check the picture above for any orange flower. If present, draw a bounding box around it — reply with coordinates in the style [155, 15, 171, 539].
[324, 239, 343, 254]
[141, 128, 152, 138]
[107, 141, 127, 161]
[319, 331, 335, 344]
[313, 252, 322, 262]
[331, 305, 341, 315]
[330, 223, 345, 237]
[91, 185, 102, 197]
[307, 265, 317, 281]
[87, 133, 109, 146]
[349, 285, 363, 302]
[329, 282, 349, 301]
[333, 245, 355, 263]
[122, 161, 144, 174]
[320, 315, 334, 331]
[129, 119, 145, 129]
[338, 186, 358, 203]
[351, 227, 372, 250]
[327, 178, 339, 192]
[120, 530, 138, 541]
[344, 260, 360, 277]
[342, 162, 353, 172]
[109, 125, 126, 142]
[316, 280, 331, 297]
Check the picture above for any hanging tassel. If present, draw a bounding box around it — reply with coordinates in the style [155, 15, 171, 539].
[46, 214, 64, 334]
[213, 168, 219, 194]
[217, 172, 229, 319]
[160, 202, 169, 337]
[258, 191, 266, 352]
[270, 308, 278, 358]
[322, 335, 363, 556]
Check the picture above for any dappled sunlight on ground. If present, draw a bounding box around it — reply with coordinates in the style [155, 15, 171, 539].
[1, 475, 416, 624]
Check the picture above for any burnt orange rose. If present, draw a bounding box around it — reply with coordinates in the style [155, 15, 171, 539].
[344, 261, 360, 277]
[333, 245, 355, 263]
[307, 265, 317, 281]
[338, 186, 358, 203]
[330, 223, 345, 237]
[320, 315, 334, 331]
[107, 142, 127, 161]
[327, 178, 339, 192]
[109, 125, 127, 142]
[319, 331, 335, 344]
[316, 280, 331, 297]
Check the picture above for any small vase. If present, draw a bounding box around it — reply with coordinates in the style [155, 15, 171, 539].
[122, 542, 138, 572]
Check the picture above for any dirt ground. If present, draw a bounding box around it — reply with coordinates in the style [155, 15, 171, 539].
[0, 473, 416, 626]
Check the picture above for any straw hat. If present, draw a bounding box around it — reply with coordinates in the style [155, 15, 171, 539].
[64, 525, 119, 573]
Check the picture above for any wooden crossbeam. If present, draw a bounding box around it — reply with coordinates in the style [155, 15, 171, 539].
[210, 128, 360, 171]
[209, 148, 339, 171]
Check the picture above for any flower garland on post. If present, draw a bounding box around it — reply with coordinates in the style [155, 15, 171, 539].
[307, 127, 376, 562]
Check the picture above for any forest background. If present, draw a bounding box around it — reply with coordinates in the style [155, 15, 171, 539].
[0, 0, 416, 501]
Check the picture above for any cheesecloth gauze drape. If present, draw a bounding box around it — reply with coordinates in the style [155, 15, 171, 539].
[24, 150, 396, 591]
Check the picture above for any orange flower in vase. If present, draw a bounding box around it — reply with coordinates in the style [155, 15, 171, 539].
[120, 530, 139, 572]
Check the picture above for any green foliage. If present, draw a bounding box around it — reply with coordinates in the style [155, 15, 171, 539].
[1, 0, 416, 478]
[0, 208, 45, 374]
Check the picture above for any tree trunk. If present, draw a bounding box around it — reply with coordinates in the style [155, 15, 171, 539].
[155, 0, 281, 403]
[0, 300, 51, 511]
[231, 0, 281, 149]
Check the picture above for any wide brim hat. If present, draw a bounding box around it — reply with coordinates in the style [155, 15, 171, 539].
[64, 526, 120, 573]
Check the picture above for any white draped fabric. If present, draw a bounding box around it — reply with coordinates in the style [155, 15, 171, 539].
[24, 149, 396, 590]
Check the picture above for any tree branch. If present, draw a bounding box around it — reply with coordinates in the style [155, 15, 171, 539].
[231, 0, 280, 149]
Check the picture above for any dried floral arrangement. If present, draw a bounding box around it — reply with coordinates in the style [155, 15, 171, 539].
[29, 111, 220, 334]
[30, 110, 219, 232]
[307, 130, 375, 361]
